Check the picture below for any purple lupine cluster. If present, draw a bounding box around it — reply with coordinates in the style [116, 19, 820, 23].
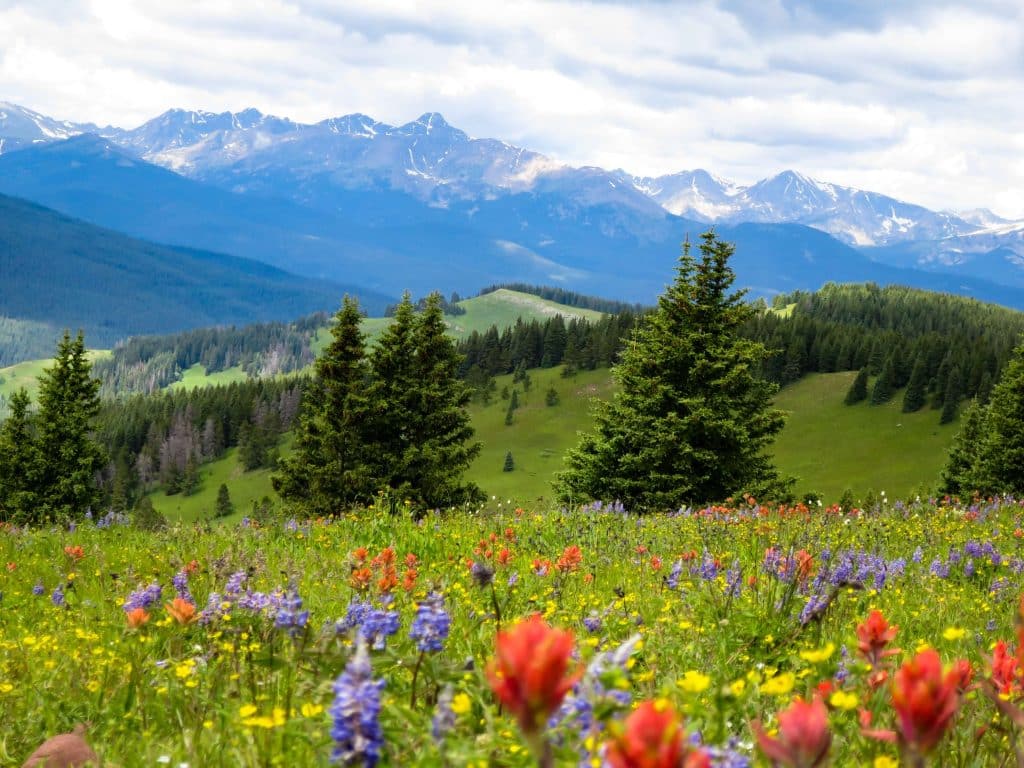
[198, 592, 225, 625]
[336, 600, 373, 634]
[579, 500, 627, 515]
[666, 559, 683, 590]
[94, 510, 128, 529]
[834, 645, 850, 684]
[582, 613, 603, 634]
[409, 592, 450, 653]
[336, 600, 401, 650]
[431, 685, 456, 745]
[549, 635, 637, 761]
[274, 585, 309, 637]
[123, 582, 162, 613]
[32, 582, 45, 596]
[172, 570, 193, 604]
[51, 585, 65, 608]
[698, 551, 719, 581]
[691, 734, 752, 768]
[724, 560, 742, 598]
[225, 570, 248, 595]
[329, 644, 385, 767]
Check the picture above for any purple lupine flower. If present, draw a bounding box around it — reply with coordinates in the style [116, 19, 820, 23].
[964, 559, 976, 578]
[725, 560, 742, 598]
[330, 643, 385, 766]
[32, 582, 45, 596]
[929, 558, 950, 579]
[583, 614, 602, 634]
[172, 570, 193, 604]
[336, 600, 374, 634]
[431, 685, 456, 744]
[198, 592, 225, 625]
[124, 582, 162, 612]
[912, 547, 923, 563]
[698, 551, 719, 581]
[666, 559, 683, 590]
[274, 585, 309, 637]
[409, 591, 450, 653]
[225, 571, 248, 595]
[51, 585, 65, 607]
[965, 541, 983, 558]
[948, 548, 962, 565]
[507, 572, 519, 587]
[359, 609, 400, 650]
[835, 645, 850, 684]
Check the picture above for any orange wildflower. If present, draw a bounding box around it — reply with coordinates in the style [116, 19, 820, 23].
[126, 607, 150, 629]
[166, 597, 197, 625]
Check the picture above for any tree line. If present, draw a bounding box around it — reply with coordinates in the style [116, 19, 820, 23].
[476, 283, 648, 315]
[92, 314, 326, 394]
[744, 283, 1024, 423]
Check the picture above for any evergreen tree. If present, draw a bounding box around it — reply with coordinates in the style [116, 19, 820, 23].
[0, 388, 40, 523]
[132, 496, 167, 531]
[545, 387, 560, 406]
[371, 293, 481, 507]
[503, 451, 515, 472]
[555, 232, 789, 511]
[940, 400, 986, 496]
[870, 355, 895, 405]
[273, 296, 374, 513]
[973, 343, 1024, 493]
[34, 331, 105, 520]
[939, 366, 963, 425]
[844, 368, 869, 405]
[902, 355, 927, 413]
[215, 483, 233, 518]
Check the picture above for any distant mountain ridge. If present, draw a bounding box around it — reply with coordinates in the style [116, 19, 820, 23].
[0, 192, 388, 348]
[2, 101, 1023, 305]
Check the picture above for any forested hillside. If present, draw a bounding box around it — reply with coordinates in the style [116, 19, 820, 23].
[0, 192, 386, 349]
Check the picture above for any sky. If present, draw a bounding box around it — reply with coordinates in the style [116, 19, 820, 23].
[2, 0, 1023, 217]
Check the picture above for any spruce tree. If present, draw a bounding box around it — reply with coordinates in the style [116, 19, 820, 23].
[555, 232, 789, 511]
[215, 483, 233, 518]
[35, 331, 105, 521]
[273, 296, 374, 513]
[902, 355, 927, 413]
[973, 343, 1024, 493]
[0, 388, 40, 523]
[940, 400, 986, 496]
[845, 368, 869, 405]
[870, 355, 895, 405]
[503, 451, 515, 472]
[399, 293, 482, 507]
[939, 366, 963, 425]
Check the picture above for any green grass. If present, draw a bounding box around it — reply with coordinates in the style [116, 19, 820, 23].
[465, 367, 614, 503]
[146, 369, 964, 520]
[146, 446, 278, 523]
[0, 349, 110, 405]
[167, 363, 248, 391]
[771, 371, 958, 501]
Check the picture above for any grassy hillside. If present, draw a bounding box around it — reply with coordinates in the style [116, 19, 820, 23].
[0, 349, 110, 410]
[153, 368, 963, 520]
[771, 371, 958, 500]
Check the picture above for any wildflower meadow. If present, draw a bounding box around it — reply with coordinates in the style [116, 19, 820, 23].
[4, 498, 1024, 766]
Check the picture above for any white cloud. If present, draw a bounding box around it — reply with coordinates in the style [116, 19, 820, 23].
[1, 0, 1023, 216]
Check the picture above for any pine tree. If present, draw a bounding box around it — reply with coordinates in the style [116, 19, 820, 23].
[35, 331, 106, 521]
[870, 355, 895, 405]
[545, 386, 560, 406]
[940, 400, 986, 496]
[973, 343, 1024, 493]
[215, 483, 233, 518]
[0, 388, 40, 523]
[503, 451, 515, 472]
[369, 293, 482, 507]
[939, 365, 963, 425]
[555, 232, 789, 511]
[902, 355, 927, 413]
[845, 368, 869, 405]
[273, 296, 374, 513]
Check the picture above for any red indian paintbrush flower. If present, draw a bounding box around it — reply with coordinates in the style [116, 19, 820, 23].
[486, 614, 582, 735]
[606, 701, 710, 768]
[166, 597, 197, 625]
[125, 607, 150, 629]
[891, 648, 961, 755]
[753, 696, 832, 768]
[856, 610, 900, 667]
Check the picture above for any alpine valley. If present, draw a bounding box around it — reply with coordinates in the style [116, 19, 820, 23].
[1, 100, 1023, 315]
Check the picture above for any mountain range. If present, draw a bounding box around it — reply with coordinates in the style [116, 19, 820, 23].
[2, 100, 1023, 311]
